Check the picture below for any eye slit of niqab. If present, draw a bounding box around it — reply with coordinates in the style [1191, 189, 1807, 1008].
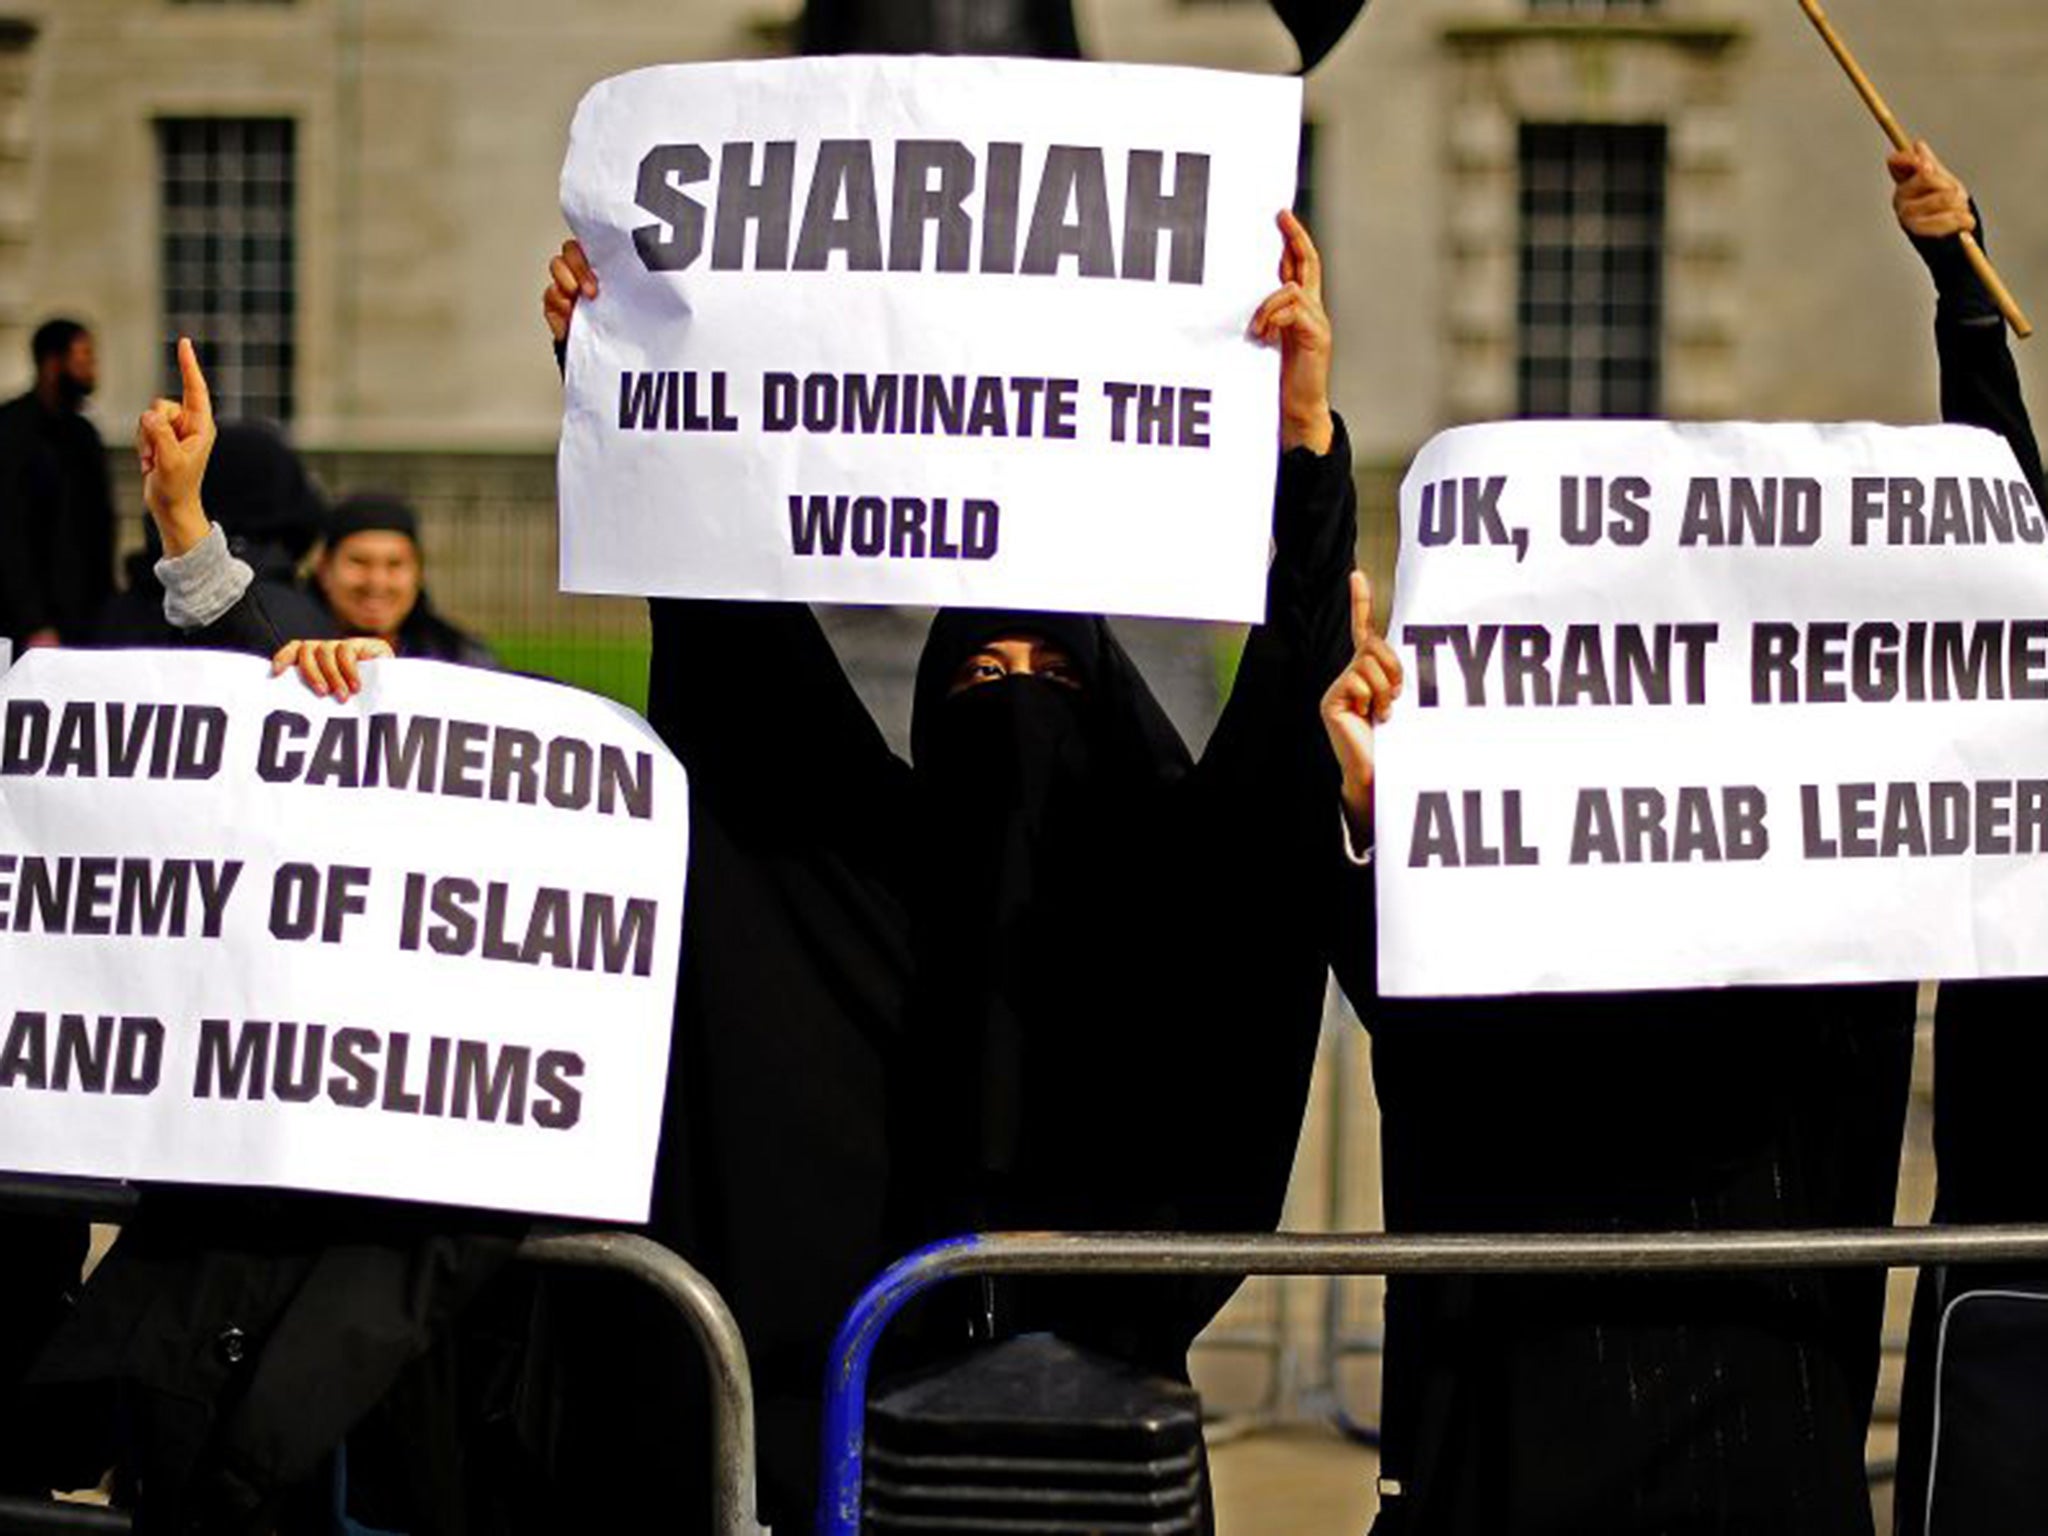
[947, 636, 1086, 697]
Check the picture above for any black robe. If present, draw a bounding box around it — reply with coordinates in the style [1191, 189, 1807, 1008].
[1331, 477, 1921, 1526]
[0, 390, 114, 647]
[1890, 219, 2048, 1536]
[527, 425, 1357, 1531]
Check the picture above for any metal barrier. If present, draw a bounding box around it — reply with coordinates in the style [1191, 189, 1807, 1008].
[0, 1178, 767, 1536]
[816, 1223, 2048, 1536]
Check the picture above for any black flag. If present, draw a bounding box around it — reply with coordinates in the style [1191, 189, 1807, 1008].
[1269, 0, 1372, 72]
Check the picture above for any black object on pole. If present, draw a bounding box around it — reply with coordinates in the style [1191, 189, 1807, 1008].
[801, 0, 1081, 58]
[864, 1336, 1207, 1533]
[1269, 0, 1371, 72]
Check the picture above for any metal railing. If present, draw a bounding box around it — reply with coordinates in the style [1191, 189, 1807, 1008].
[815, 1223, 2048, 1536]
[0, 1178, 766, 1536]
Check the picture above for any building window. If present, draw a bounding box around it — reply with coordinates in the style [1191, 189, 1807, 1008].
[1517, 122, 1665, 419]
[156, 117, 297, 425]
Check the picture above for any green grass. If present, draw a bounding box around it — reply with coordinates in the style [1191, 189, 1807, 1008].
[493, 633, 651, 714]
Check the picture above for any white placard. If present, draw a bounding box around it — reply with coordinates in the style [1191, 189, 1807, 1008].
[557, 56, 1302, 621]
[1375, 419, 2048, 997]
[0, 651, 687, 1220]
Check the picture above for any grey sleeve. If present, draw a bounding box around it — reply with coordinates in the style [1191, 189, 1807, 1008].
[156, 523, 254, 630]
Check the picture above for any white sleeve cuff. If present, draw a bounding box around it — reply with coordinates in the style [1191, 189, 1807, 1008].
[156, 522, 253, 630]
[1341, 804, 1374, 867]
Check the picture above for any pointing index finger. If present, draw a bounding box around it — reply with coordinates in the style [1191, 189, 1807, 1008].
[177, 337, 213, 426]
[1349, 569, 1373, 652]
[1280, 209, 1322, 299]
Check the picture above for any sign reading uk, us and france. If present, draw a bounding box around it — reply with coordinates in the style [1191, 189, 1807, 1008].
[0, 651, 687, 1220]
[1374, 420, 2048, 997]
[557, 57, 1302, 621]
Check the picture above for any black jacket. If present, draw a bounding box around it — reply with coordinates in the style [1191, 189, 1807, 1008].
[0, 391, 114, 645]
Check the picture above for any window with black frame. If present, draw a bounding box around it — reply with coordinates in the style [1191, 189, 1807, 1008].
[1516, 122, 1666, 419]
[156, 116, 297, 426]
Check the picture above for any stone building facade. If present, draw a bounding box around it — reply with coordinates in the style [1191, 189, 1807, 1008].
[8, 0, 2040, 453]
[4, 0, 2039, 648]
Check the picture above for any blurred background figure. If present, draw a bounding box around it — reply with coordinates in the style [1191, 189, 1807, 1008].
[0, 318, 114, 651]
[312, 492, 495, 667]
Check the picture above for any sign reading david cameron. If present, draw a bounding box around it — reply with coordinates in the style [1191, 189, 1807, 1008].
[557, 57, 1302, 622]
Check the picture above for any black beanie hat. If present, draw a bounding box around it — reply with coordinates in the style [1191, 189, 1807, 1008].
[327, 491, 420, 548]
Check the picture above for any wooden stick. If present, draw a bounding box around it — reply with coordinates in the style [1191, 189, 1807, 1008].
[1796, 0, 2033, 339]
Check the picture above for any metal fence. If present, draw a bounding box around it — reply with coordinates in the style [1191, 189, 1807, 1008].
[815, 1222, 2048, 1536]
[0, 1178, 765, 1536]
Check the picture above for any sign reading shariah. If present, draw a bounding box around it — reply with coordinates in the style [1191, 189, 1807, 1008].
[1373, 419, 2048, 998]
[0, 651, 687, 1221]
[556, 57, 1302, 622]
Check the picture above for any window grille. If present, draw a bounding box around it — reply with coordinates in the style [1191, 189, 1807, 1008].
[157, 117, 297, 425]
[1516, 122, 1665, 419]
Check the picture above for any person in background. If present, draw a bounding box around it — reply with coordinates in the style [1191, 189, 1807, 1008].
[1886, 141, 2048, 1536]
[0, 318, 115, 650]
[311, 492, 495, 668]
[0, 318, 114, 1489]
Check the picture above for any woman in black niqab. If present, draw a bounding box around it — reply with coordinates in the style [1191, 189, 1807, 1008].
[895, 612, 1207, 1365]
[530, 215, 1357, 1530]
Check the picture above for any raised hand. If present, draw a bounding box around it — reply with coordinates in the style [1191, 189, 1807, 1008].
[1249, 209, 1334, 454]
[1322, 569, 1404, 843]
[135, 337, 216, 557]
[1888, 140, 1975, 240]
[544, 238, 599, 345]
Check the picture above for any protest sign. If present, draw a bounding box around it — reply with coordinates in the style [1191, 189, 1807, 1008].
[1374, 420, 2048, 997]
[557, 56, 1301, 621]
[0, 651, 687, 1220]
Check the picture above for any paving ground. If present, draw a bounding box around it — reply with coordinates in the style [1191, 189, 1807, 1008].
[1210, 1424, 1379, 1534]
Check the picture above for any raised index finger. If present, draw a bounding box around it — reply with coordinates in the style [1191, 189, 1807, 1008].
[177, 337, 213, 426]
[1349, 569, 1373, 652]
[1280, 209, 1322, 300]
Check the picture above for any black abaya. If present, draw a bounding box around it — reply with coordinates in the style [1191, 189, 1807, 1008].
[1890, 217, 2048, 1536]
[534, 426, 1358, 1530]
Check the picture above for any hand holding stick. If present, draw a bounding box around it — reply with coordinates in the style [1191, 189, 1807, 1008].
[1795, 0, 2032, 339]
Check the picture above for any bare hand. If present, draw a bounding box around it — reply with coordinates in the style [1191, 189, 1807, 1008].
[135, 338, 216, 557]
[1889, 141, 1976, 241]
[1323, 570, 1403, 841]
[1250, 209, 1334, 454]
[273, 637, 394, 702]
[544, 238, 599, 345]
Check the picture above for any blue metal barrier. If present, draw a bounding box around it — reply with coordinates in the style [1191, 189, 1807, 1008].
[817, 1223, 2048, 1536]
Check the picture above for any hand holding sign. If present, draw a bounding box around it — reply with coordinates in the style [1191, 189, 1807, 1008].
[272, 638, 395, 703]
[544, 238, 599, 346]
[135, 337, 217, 559]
